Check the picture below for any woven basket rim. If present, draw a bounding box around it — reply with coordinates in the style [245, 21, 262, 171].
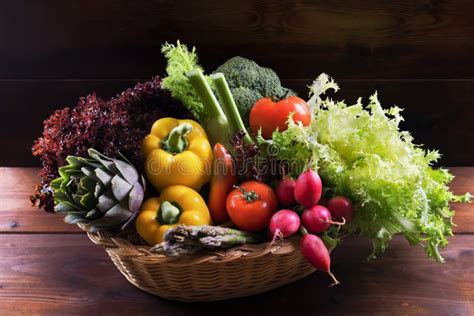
[86, 228, 301, 265]
[83, 226, 316, 301]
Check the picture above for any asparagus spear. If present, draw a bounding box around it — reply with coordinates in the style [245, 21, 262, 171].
[150, 225, 261, 256]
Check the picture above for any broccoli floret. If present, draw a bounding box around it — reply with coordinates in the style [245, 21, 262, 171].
[257, 67, 286, 98]
[231, 87, 263, 126]
[215, 57, 260, 89]
[214, 56, 294, 100]
[214, 56, 297, 127]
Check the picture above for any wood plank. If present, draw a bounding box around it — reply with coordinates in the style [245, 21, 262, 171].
[0, 168, 81, 233]
[2, 79, 474, 166]
[449, 167, 474, 233]
[0, 234, 472, 315]
[2, 1, 474, 80]
[1, 167, 472, 233]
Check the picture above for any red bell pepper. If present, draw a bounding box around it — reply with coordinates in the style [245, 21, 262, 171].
[208, 143, 236, 224]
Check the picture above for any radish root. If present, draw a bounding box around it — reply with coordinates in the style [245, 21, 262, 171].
[269, 229, 283, 247]
[328, 270, 340, 287]
[326, 217, 346, 226]
[325, 217, 346, 231]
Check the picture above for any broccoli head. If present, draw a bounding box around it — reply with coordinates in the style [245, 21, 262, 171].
[214, 56, 295, 99]
[231, 86, 263, 126]
[214, 57, 260, 89]
[214, 56, 297, 127]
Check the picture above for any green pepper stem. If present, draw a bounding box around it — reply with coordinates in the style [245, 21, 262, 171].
[157, 201, 182, 225]
[161, 123, 192, 154]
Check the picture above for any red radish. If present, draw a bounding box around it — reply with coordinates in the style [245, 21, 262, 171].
[327, 196, 354, 222]
[300, 234, 339, 285]
[275, 177, 297, 207]
[302, 205, 345, 233]
[294, 169, 322, 207]
[269, 210, 300, 245]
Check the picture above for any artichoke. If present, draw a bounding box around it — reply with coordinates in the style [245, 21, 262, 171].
[50, 148, 145, 232]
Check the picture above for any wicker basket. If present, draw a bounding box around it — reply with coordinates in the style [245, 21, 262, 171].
[87, 230, 314, 302]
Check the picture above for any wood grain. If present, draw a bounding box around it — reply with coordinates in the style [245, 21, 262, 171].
[1, 167, 472, 233]
[0, 234, 472, 315]
[3, 79, 474, 166]
[1, 0, 474, 79]
[0, 168, 81, 233]
[449, 167, 474, 233]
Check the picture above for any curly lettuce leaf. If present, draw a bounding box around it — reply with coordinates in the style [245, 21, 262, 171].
[265, 75, 471, 261]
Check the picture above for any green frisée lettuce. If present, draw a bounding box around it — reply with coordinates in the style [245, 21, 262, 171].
[162, 41, 207, 120]
[265, 74, 471, 262]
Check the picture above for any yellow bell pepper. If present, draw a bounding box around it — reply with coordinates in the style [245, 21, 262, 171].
[135, 185, 212, 245]
[142, 117, 212, 192]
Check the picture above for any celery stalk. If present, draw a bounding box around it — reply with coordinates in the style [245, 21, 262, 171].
[210, 73, 253, 145]
[186, 69, 230, 146]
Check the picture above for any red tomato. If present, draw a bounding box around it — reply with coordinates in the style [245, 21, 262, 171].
[249, 96, 311, 139]
[226, 181, 278, 232]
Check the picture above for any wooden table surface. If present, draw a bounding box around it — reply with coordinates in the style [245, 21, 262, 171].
[1, 167, 473, 315]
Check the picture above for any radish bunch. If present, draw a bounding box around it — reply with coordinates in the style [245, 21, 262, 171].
[270, 167, 355, 286]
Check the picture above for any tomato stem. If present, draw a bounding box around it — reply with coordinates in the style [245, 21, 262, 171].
[234, 185, 260, 203]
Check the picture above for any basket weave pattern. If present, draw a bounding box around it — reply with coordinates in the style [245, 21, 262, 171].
[87, 230, 314, 302]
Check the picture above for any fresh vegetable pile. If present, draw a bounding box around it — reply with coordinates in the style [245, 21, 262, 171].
[31, 77, 191, 210]
[32, 41, 471, 286]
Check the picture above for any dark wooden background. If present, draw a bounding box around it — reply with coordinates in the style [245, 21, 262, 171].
[2, 0, 474, 166]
